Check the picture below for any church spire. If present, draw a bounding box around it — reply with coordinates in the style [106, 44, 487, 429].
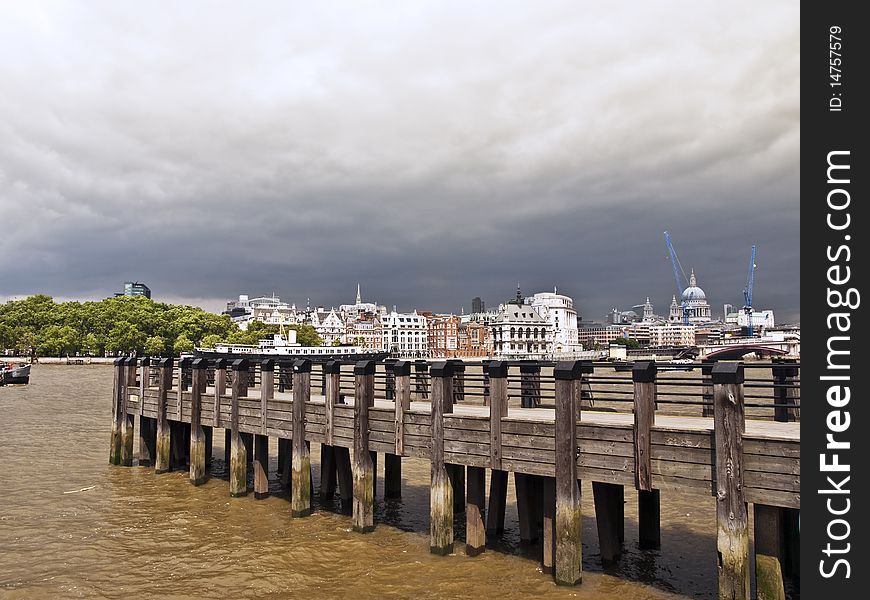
[689, 269, 697, 287]
[356, 283, 361, 305]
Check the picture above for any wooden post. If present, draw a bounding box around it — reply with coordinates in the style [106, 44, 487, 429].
[254, 359, 273, 499]
[324, 360, 341, 446]
[320, 442, 337, 500]
[520, 363, 541, 407]
[482, 362, 490, 406]
[189, 358, 208, 486]
[109, 357, 124, 465]
[352, 360, 376, 532]
[554, 360, 583, 585]
[414, 360, 429, 400]
[120, 357, 137, 466]
[712, 362, 749, 600]
[633, 361, 660, 550]
[702, 359, 714, 417]
[429, 360, 454, 555]
[542, 477, 556, 574]
[155, 357, 173, 474]
[592, 482, 623, 564]
[466, 465, 486, 556]
[515, 472, 537, 544]
[486, 361, 509, 536]
[292, 359, 312, 517]
[450, 359, 465, 404]
[772, 358, 799, 422]
[335, 445, 353, 514]
[278, 437, 292, 492]
[393, 360, 411, 456]
[754, 504, 786, 600]
[229, 359, 248, 497]
[213, 358, 226, 428]
[138, 358, 155, 467]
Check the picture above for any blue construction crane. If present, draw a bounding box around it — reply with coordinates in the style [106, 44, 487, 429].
[742, 245, 757, 336]
[663, 231, 690, 325]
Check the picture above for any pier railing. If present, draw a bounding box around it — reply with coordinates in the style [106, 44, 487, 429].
[110, 356, 799, 598]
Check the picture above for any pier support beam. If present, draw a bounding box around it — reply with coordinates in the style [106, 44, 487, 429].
[278, 438, 292, 493]
[292, 359, 312, 517]
[429, 361, 454, 555]
[712, 362, 749, 600]
[542, 477, 556, 574]
[137, 358, 154, 467]
[229, 359, 248, 497]
[486, 361, 509, 537]
[384, 454, 402, 499]
[335, 445, 353, 514]
[466, 465, 486, 556]
[189, 358, 208, 486]
[155, 358, 173, 474]
[109, 358, 124, 465]
[515, 473, 537, 544]
[120, 357, 137, 466]
[554, 361, 585, 586]
[754, 504, 786, 600]
[592, 482, 624, 564]
[254, 434, 269, 499]
[320, 444, 337, 500]
[633, 361, 660, 550]
[450, 464, 465, 514]
[353, 360, 376, 532]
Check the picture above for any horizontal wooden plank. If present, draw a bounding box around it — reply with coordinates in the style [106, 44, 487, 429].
[443, 439, 490, 456]
[444, 428, 490, 445]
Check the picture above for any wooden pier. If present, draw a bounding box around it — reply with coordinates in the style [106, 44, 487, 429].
[109, 356, 800, 598]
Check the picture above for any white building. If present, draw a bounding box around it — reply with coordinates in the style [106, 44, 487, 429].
[309, 308, 345, 346]
[649, 324, 696, 347]
[669, 270, 713, 324]
[491, 289, 553, 360]
[339, 284, 386, 321]
[726, 309, 775, 331]
[382, 310, 428, 358]
[224, 294, 298, 329]
[528, 289, 581, 354]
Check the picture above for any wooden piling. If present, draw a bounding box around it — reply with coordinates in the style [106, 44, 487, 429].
[118, 357, 137, 466]
[542, 477, 556, 574]
[138, 358, 155, 467]
[353, 360, 376, 532]
[633, 361, 660, 549]
[520, 363, 541, 408]
[109, 358, 124, 465]
[335, 445, 353, 514]
[320, 443, 337, 500]
[254, 434, 269, 499]
[213, 358, 226, 429]
[189, 358, 208, 486]
[384, 453, 402, 500]
[754, 504, 786, 600]
[701, 359, 714, 417]
[592, 481, 623, 564]
[229, 359, 248, 497]
[515, 472, 537, 544]
[466, 465, 486, 556]
[554, 361, 583, 585]
[292, 359, 312, 517]
[712, 362, 749, 600]
[429, 360, 454, 555]
[278, 437, 292, 492]
[155, 358, 173, 474]
[486, 361, 509, 536]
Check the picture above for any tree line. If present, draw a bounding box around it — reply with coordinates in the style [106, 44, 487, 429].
[0, 294, 322, 357]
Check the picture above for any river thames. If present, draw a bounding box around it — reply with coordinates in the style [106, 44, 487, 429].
[0, 365, 729, 599]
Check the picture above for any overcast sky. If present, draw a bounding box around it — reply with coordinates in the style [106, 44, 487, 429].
[0, 1, 799, 322]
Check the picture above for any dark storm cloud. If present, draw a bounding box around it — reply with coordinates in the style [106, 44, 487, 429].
[0, 1, 800, 321]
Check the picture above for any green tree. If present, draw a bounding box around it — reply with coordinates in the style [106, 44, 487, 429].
[144, 336, 167, 356]
[288, 324, 322, 347]
[0, 323, 14, 351]
[173, 334, 195, 355]
[200, 334, 223, 349]
[36, 325, 79, 356]
[81, 333, 100, 356]
[106, 321, 146, 355]
[613, 337, 641, 349]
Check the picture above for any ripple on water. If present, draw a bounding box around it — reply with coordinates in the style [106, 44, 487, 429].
[1, 365, 715, 599]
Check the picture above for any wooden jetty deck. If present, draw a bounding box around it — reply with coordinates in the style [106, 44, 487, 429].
[109, 357, 800, 598]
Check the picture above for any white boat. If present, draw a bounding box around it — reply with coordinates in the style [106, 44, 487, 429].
[194, 332, 388, 363]
[0, 362, 31, 385]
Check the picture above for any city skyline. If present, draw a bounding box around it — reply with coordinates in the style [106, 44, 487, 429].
[0, 2, 800, 322]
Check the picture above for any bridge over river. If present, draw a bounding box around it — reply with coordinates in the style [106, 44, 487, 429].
[109, 356, 799, 599]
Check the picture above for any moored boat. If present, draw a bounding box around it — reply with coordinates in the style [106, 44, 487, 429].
[0, 362, 31, 385]
[194, 332, 388, 363]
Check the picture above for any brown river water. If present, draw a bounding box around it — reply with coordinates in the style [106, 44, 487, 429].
[1, 365, 728, 599]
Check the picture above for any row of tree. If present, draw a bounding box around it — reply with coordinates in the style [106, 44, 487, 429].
[0, 294, 322, 357]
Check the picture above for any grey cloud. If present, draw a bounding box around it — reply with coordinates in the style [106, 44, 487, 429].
[0, 1, 799, 322]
